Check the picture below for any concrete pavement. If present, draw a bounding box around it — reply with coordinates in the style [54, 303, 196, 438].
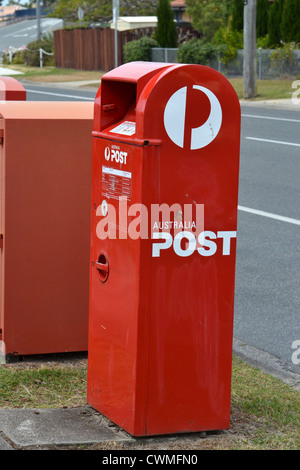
[0, 406, 134, 450]
[0, 432, 14, 450]
[240, 97, 300, 111]
[0, 66, 24, 76]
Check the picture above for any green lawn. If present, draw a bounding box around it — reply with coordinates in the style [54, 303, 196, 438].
[3, 64, 102, 84]
[0, 355, 299, 450]
[229, 77, 296, 100]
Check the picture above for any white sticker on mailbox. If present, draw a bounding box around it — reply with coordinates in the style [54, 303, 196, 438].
[110, 121, 136, 136]
[102, 166, 132, 201]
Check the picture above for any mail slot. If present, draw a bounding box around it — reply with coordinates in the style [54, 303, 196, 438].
[87, 62, 241, 436]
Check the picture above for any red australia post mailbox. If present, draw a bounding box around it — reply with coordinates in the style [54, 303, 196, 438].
[87, 62, 241, 436]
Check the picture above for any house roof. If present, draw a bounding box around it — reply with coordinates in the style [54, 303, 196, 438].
[110, 16, 158, 31]
[171, 0, 186, 8]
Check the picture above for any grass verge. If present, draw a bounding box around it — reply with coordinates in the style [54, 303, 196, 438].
[0, 355, 87, 409]
[2, 65, 297, 100]
[0, 355, 299, 450]
[2, 64, 102, 83]
[229, 77, 295, 100]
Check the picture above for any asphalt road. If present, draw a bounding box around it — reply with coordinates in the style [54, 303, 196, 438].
[24, 82, 97, 102]
[236, 104, 300, 380]
[0, 18, 63, 51]
[21, 82, 300, 382]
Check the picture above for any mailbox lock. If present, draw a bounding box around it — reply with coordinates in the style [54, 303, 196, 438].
[96, 253, 109, 283]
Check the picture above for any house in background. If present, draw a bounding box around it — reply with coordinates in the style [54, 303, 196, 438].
[110, 16, 158, 31]
[0, 5, 26, 21]
[171, 0, 191, 24]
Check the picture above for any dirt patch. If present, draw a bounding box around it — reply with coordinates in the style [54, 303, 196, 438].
[15, 406, 264, 451]
[84, 407, 264, 451]
[3, 352, 88, 369]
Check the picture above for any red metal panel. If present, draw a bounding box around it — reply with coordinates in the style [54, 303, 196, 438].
[87, 63, 241, 436]
[0, 120, 4, 345]
[88, 140, 145, 433]
[0, 77, 26, 101]
[1, 102, 93, 357]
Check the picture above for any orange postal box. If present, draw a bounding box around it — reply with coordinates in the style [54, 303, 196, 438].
[0, 101, 93, 357]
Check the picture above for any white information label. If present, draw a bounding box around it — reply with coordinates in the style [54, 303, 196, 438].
[102, 166, 132, 179]
[102, 166, 132, 201]
[110, 121, 136, 136]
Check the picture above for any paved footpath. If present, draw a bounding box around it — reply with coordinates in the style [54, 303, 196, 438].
[0, 406, 133, 450]
[0, 432, 14, 450]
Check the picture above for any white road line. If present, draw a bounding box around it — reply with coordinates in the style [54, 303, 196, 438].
[242, 113, 300, 123]
[246, 136, 300, 147]
[26, 89, 94, 101]
[238, 205, 300, 226]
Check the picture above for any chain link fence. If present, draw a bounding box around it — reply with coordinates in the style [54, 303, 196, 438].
[152, 47, 179, 64]
[152, 48, 300, 79]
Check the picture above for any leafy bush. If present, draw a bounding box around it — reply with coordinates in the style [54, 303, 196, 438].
[257, 35, 270, 49]
[270, 42, 299, 76]
[124, 36, 159, 63]
[12, 50, 26, 65]
[2, 52, 12, 65]
[177, 39, 220, 65]
[24, 36, 54, 67]
[2, 48, 27, 65]
[213, 27, 243, 64]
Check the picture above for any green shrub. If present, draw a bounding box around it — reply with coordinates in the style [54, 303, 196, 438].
[177, 39, 219, 65]
[12, 50, 26, 65]
[270, 42, 299, 76]
[257, 35, 270, 49]
[2, 53, 9, 65]
[124, 36, 159, 63]
[2, 49, 27, 66]
[24, 36, 54, 67]
[213, 27, 243, 64]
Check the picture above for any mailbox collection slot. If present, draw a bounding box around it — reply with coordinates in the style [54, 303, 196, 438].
[100, 81, 136, 132]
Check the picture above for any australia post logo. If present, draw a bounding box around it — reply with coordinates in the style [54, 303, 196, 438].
[104, 144, 127, 165]
[95, 200, 236, 259]
[163, 85, 222, 150]
[95, 85, 234, 259]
